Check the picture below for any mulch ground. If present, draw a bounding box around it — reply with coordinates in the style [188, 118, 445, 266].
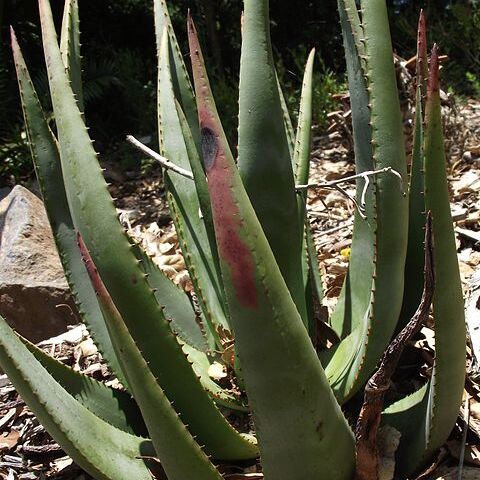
[0, 88, 479, 479]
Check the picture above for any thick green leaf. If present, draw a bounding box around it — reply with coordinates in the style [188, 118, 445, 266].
[421, 46, 465, 464]
[25, 340, 146, 436]
[134, 244, 245, 410]
[157, 29, 228, 339]
[238, 0, 307, 324]
[416, 11, 429, 107]
[330, 0, 375, 341]
[399, 87, 426, 329]
[305, 223, 325, 337]
[181, 342, 249, 412]
[399, 16, 428, 330]
[132, 243, 208, 352]
[78, 238, 223, 480]
[276, 72, 295, 158]
[294, 49, 315, 188]
[0, 315, 155, 480]
[153, 0, 199, 143]
[188, 14, 355, 480]
[294, 51, 317, 335]
[295, 49, 315, 240]
[38, 0, 256, 461]
[11, 27, 127, 388]
[325, 0, 409, 403]
[60, 0, 83, 112]
[174, 98, 218, 272]
[384, 47, 466, 478]
[322, 0, 375, 395]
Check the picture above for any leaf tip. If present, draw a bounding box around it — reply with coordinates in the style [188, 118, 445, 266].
[417, 10, 426, 50]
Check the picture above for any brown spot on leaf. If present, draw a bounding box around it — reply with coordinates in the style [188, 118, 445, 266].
[201, 127, 218, 170]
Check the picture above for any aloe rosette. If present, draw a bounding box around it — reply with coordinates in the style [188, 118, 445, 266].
[0, 1, 465, 479]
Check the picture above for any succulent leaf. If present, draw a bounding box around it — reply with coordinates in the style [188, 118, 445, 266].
[295, 48, 315, 215]
[399, 87, 426, 329]
[153, 0, 199, 143]
[294, 50, 317, 335]
[304, 223, 325, 339]
[276, 72, 295, 158]
[37, 0, 256, 460]
[325, 0, 409, 402]
[181, 342, 249, 412]
[329, 0, 375, 342]
[78, 237, 224, 480]
[60, 0, 83, 112]
[188, 13, 355, 479]
[399, 15, 429, 329]
[238, 0, 307, 325]
[422, 47, 465, 458]
[11, 27, 127, 388]
[157, 29, 228, 340]
[25, 340, 146, 436]
[0, 315, 156, 480]
[384, 46, 466, 477]
[132, 243, 208, 352]
[294, 49, 315, 186]
[416, 10, 429, 106]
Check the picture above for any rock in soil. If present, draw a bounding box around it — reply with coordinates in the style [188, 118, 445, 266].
[0, 186, 78, 342]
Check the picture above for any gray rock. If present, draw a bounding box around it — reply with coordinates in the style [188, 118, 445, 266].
[0, 186, 78, 342]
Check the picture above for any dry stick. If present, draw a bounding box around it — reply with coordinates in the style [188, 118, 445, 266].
[332, 184, 366, 219]
[296, 166, 405, 193]
[297, 167, 405, 219]
[354, 212, 435, 480]
[126, 135, 194, 180]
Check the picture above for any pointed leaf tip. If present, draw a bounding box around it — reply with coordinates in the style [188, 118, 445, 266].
[187, 12, 208, 125]
[417, 11, 426, 54]
[416, 8, 428, 98]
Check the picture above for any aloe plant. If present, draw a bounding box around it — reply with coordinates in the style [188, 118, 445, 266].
[1, 0, 465, 479]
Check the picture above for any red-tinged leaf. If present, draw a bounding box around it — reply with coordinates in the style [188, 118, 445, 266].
[188, 14, 258, 309]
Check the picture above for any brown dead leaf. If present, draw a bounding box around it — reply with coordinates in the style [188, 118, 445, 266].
[0, 430, 20, 452]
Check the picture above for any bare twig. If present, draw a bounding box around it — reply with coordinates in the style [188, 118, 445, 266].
[18, 443, 64, 456]
[296, 167, 404, 193]
[354, 212, 435, 480]
[297, 167, 405, 219]
[126, 135, 194, 180]
[332, 184, 366, 219]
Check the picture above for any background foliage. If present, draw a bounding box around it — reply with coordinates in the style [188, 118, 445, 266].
[1, 0, 479, 184]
